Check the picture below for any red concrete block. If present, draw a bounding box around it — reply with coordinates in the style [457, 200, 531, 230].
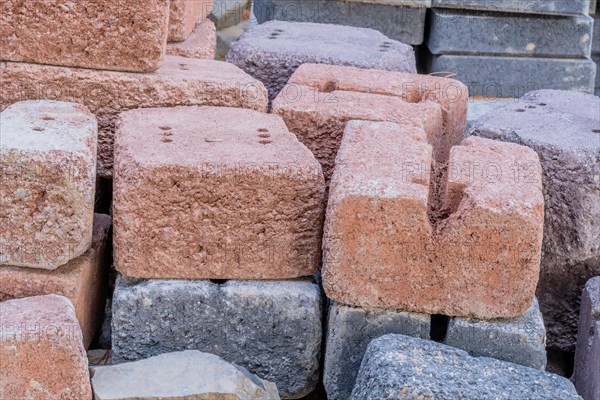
[0, 214, 112, 348]
[0, 295, 92, 400]
[322, 121, 544, 319]
[169, 0, 214, 42]
[167, 19, 216, 59]
[113, 106, 325, 279]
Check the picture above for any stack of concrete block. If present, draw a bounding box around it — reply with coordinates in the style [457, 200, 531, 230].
[111, 106, 326, 399]
[166, 0, 217, 60]
[426, 0, 597, 96]
[593, 2, 600, 94]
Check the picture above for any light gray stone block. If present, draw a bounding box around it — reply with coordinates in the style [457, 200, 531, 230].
[427, 10, 593, 58]
[352, 334, 583, 400]
[323, 302, 430, 400]
[111, 277, 322, 399]
[432, 0, 591, 16]
[428, 54, 596, 96]
[466, 98, 516, 134]
[445, 299, 547, 370]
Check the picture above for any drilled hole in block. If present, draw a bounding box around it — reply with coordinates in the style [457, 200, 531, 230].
[159, 126, 172, 131]
[592, 129, 600, 133]
[32, 127, 44, 131]
[322, 81, 338, 93]
[41, 116, 55, 121]
[258, 133, 271, 138]
[515, 109, 526, 112]
[160, 137, 173, 143]
[259, 140, 272, 145]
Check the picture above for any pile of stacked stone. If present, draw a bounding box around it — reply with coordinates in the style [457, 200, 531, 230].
[593, 2, 600, 94]
[425, 0, 597, 96]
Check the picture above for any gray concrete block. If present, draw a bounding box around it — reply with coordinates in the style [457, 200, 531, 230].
[323, 302, 430, 400]
[445, 299, 547, 370]
[594, 54, 600, 94]
[466, 98, 516, 134]
[111, 277, 322, 399]
[253, 0, 428, 45]
[352, 334, 583, 400]
[593, 15, 600, 53]
[428, 54, 596, 96]
[226, 20, 416, 101]
[427, 10, 593, 58]
[432, 0, 591, 16]
[573, 277, 600, 400]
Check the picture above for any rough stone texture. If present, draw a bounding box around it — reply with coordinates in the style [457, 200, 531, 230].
[445, 299, 547, 370]
[428, 10, 594, 58]
[573, 277, 600, 400]
[273, 63, 468, 182]
[112, 277, 322, 399]
[323, 120, 544, 318]
[471, 89, 600, 350]
[593, 15, 600, 53]
[428, 54, 597, 96]
[351, 334, 582, 400]
[0, 214, 111, 348]
[594, 54, 600, 95]
[324, 302, 430, 400]
[0, 0, 169, 72]
[113, 106, 324, 280]
[253, 0, 428, 45]
[91, 350, 280, 400]
[168, 0, 213, 42]
[0, 295, 92, 400]
[0, 100, 97, 269]
[466, 98, 516, 134]
[226, 21, 417, 102]
[432, 0, 591, 16]
[167, 19, 217, 59]
[0, 57, 268, 178]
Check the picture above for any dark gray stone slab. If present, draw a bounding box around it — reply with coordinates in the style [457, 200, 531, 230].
[432, 0, 591, 16]
[427, 10, 593, 58]
[594, 54, 600, 95]
[111, 277, 322, 399]
[573, 277, 600, 400]
[226, 20, 416, 101]
[253, 0, 428, 45]
[323, 302, 430, 400]
[428, 54, 596, 96]
[445, 299, 547, 370]
[351, 334, 582, 400]
[470, 89, 600, 351]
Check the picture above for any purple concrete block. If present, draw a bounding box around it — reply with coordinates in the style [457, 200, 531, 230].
[574, 277, 600, 400]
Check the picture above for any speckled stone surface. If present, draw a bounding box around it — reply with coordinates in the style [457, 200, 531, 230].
[0, 214, 111, 348]
[91, 351, 280, 400]
[466, 98, 516, 134]
[427, 10, 594, 58]
[0, 57, 268, 177]
[112, 277, 322, 399]
[0, 295, 92, 400]
[167, 19, 216, 59]
[352, 334, 582, 400]
[0, 100, 97, 269]
[324, 302, 430, 400]
[471, 89, 600, 350]
[0, 0, 170, 72]
[594, 54, 600, 95]
[445, 299, 547, 370]
[593, 15, 600, 53]
[168, 0, 213, 42]
[226, 21, 416, 101]
[432, 0, 591, 16]
[113, 106, 324, 280]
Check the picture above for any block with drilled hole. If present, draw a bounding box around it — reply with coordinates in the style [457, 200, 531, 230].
[113, 106, 325, 279]
[168, 0, 214, 42]
[0, 295, 92, 399]
[0, 56, 268, 177]
[167, 19, 216, 59]
[0, 100, 97, 269]
[272, 63, 468, 182]
[226, 21, 417, 101]
[0, 214, 111, 348]
[0, 1, 170, 72]
[322, 120, 544, 319]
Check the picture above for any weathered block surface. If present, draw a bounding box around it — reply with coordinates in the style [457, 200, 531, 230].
[432, 0, 591, 16]
[428, 10, 594, 58]
[0, 295, 92, 400]
[445, 299, 547, 370]
[429, 54, 597, 96]
[112, 278, 322, 399]
[0, 214, 111, 348]
[167, 19, 216, 59]
[466, 98, 515, 134]
[471, 89, 600, 350]
[323, 120, 544, 318]
[113, 106, 324, 280]
[573, 277, 600, 400]
[592, 15, 600, 53]
[91, 350, 280, 400]
[324, 302, 430, 400]
[0, 57, 268, 177]
[253, 0, 428, 45]
[352, 334, 582, 400]
[168, 0, 213, 42]
[0, 1, 170, 72]
[0, 100, 97, 269]
[594, 54, 600, 95]
[226, 21, 417, 101]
